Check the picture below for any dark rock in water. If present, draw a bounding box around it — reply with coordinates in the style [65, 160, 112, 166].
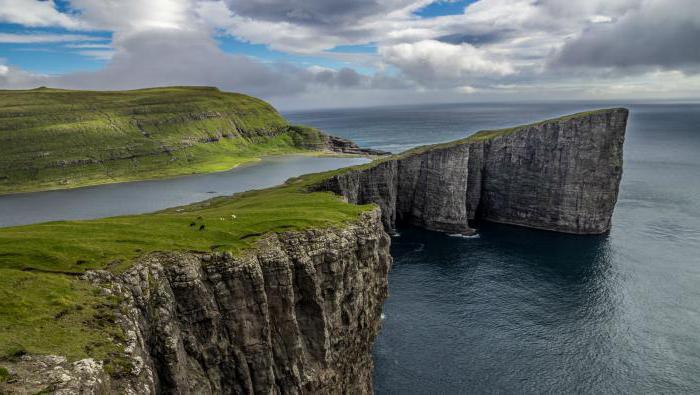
[325, 135, 391, 156]
[316, 108, 628, 235]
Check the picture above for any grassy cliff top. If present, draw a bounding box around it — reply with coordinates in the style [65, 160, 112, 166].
[0, 86, 327, 194]
[397, 107, 627, 158]
[0, 172, 373, 365]
[294, 108, 628, 178]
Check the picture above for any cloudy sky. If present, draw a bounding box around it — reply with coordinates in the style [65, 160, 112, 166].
[0, 0, 699, 109]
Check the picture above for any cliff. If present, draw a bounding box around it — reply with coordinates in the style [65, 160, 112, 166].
[0, 210, 391, 394]
[316, 108, 628, 234]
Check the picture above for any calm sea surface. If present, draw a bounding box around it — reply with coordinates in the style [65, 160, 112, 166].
[287, 103, 700, 394]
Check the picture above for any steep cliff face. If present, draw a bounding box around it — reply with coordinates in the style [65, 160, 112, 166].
[317, 108, 628, 235]
[3, 210, 390, 394]
[115, 209, 391, 394]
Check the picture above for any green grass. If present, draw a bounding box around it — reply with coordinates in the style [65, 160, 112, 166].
[0, 86, 329, 194]
[0, 270, 125, 362]
[0, 173, 373, 364]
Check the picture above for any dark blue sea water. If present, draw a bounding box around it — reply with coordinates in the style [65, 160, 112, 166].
[286, 103, 700, 393]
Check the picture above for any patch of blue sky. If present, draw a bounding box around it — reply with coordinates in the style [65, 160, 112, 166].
[328, 44, 377, 54]
[0, 45, 107, 74]
[414, 0, 476, 18]
[53, 0, 75, 14]
[217, 36, 376, 75]
[0, 22, 112, 38]
[0, 23, 111, 74]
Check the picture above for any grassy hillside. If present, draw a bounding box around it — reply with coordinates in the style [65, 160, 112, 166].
[0, 86, 327, 195]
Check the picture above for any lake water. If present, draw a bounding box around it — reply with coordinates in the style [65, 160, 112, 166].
[287, 103, 700, 393]
[0, 156, 369, 227]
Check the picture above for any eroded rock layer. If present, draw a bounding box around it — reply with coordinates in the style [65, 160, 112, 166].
[317, 108, 628, 235]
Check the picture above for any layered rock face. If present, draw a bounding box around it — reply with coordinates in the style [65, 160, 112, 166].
[12, 210, 391, 394]
[317, 108, 628, 234]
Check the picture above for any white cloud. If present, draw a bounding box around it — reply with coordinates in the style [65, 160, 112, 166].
[0, 33, 104, 44]
[68, 0, 195, 31]
[65, 43, 112, 49]
[455, 85, 477, 94]
[380, 40, 515, 86]
[76, 49, 115, 60]
[588, 15, 613, 24]
[0, 0, 84, 29]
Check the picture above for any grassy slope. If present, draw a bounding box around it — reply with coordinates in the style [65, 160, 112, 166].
[0, 108, 616, 376]
[0, 86, 327, 195]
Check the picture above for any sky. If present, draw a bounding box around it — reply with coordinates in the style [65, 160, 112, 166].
[0, 0, 699, 110]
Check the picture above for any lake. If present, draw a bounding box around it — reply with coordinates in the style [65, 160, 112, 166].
[0, 155, 369, 227]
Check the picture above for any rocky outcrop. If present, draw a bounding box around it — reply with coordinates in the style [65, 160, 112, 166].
[0, 356, 116, 395]
[316, 108, 628, 234]
[324, 135, 390, 156]
[23, 209, 390, 395]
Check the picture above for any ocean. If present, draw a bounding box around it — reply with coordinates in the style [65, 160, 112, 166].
[286, 102, 700, 393]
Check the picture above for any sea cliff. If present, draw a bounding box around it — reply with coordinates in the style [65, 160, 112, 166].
[1, 210, 391, 394]
[316, 108, 628, 234]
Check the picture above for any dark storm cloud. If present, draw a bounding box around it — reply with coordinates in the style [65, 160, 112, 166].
[553, 1, 700, 71]
[224, 0, 414, 26]
[436, 31, 512, 46]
